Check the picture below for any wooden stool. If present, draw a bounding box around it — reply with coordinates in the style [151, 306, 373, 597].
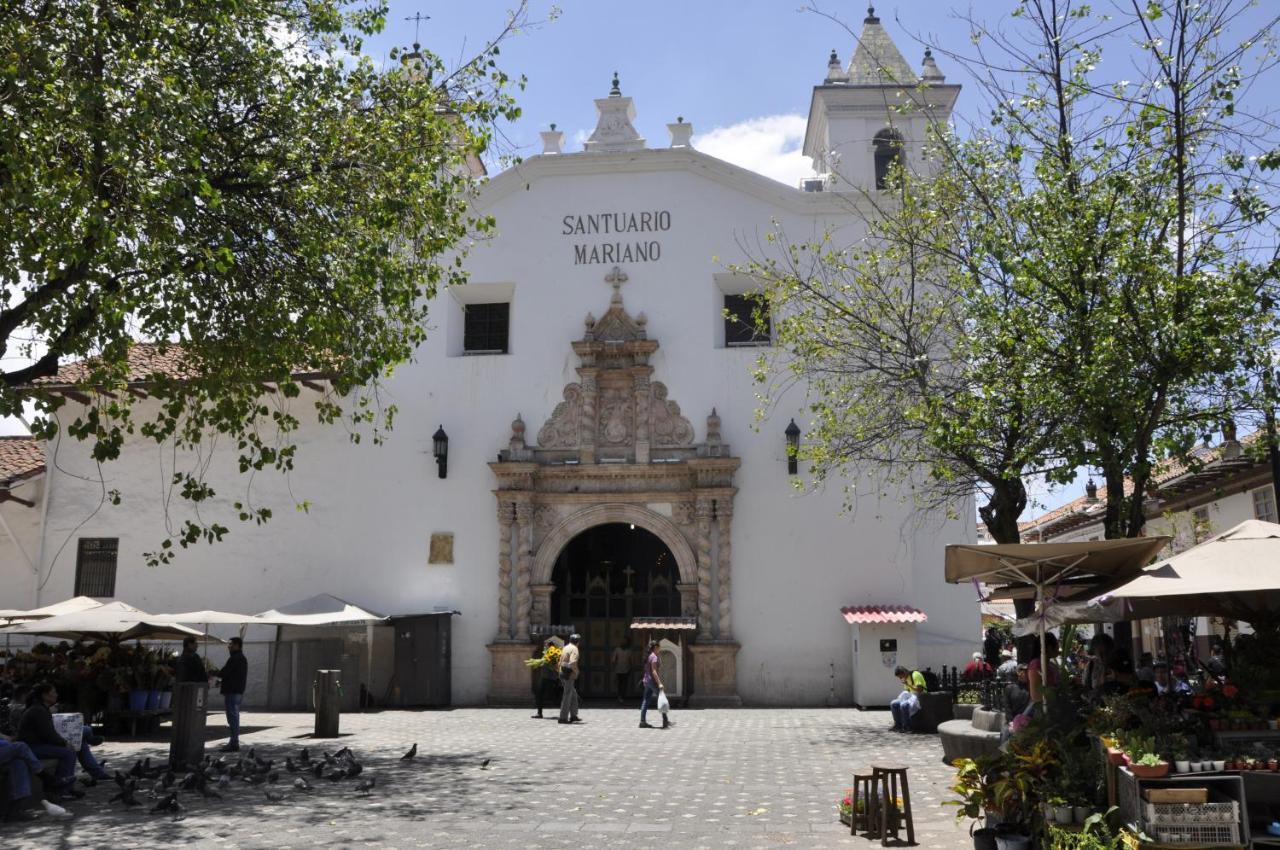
[850, 772, 876, 836]
[870, 763, 915, 846]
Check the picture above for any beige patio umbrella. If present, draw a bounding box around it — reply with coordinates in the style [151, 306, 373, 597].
[1087, 519, 1280, 622]
[945, 536, 1170, 696]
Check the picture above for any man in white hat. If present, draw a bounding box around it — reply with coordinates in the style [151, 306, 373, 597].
[558, 634, 582, 724]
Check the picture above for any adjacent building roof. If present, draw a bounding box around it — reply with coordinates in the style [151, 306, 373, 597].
[840, 605, 927, 624]
[35, 342, 197, 387]
[0, 436, 44, 486]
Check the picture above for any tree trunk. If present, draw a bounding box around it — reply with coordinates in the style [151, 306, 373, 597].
[978, 478, 1039, 660]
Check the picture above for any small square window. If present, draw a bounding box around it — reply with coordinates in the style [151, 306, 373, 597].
[463, 302, 509, 354]
[1253, 486, 1277, 523]
[724, 293, 770, 346]
[75, 538, 118, 597]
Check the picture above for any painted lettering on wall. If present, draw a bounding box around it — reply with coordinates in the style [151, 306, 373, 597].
[562, 210, 670, 265]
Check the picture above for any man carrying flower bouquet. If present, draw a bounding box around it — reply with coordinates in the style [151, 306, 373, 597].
[531, 639, 562, 719]
[557, 634, 582, 724]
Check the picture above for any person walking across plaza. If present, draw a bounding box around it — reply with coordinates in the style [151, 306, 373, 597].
[531, 639, 562, 719]
[558, 633, 582, 724]
[216, 637, 248, 752]
[888, 666, 927, 733]
[611, 639, 631, 703]
[639, 640, 669, 729]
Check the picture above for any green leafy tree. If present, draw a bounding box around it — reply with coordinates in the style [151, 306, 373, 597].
[0, 0, 529, 562]
[747, 0, 1278, 544]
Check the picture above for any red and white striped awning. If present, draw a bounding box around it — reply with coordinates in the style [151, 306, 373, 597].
[840, 605, 927, 624]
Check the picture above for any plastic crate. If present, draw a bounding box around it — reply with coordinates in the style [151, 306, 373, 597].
[1144, 800, 1240, 825]
[1146, 821, 1241, 846]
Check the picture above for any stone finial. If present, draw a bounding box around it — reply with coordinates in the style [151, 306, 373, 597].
[1222, 417, 1242, 459]
[921, 47, 945, 82]
[667, 117, 693, 148]
[507, 413, 532, 460]
[511, 413, 526, 443]
[866, 5, 878, 23]
[585, 72, 645, 152]
[826, 48, 846, 83]
[540, 123, 565, 154]
[605, 266, 628, 305]
[706, 408, 722, 444]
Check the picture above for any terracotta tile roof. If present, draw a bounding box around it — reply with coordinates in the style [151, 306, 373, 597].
[0, 437, 44, 485]
[33, 342, 334, 389]
[1019, 434, 1266, 533]
[840, 605, 927, 624]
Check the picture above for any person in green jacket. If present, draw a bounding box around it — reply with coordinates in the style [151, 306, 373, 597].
[889, 666, 926, 733]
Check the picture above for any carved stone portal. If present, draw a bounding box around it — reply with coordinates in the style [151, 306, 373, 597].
[487, 269, 741, 706]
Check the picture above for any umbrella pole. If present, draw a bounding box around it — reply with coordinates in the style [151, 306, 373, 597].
[1038, 581, 1049, 703]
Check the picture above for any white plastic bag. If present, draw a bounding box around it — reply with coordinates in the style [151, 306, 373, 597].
[53, 713, 84, 751]
[657, 690, 670, 715]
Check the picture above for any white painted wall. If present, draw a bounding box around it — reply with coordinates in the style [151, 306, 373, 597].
[6, 145, 977, 706]
[0, 474, 44, 611]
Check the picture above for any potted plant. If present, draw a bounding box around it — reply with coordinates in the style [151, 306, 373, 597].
[1130, 753, 1170, 778]
[948, 756, 1000, 850]
[1047, 795, 1074, 824]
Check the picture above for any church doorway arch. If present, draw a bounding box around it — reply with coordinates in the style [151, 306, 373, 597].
[550, 523, 680, 699]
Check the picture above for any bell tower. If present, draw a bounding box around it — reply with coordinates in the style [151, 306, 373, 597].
[802, 6, 960, 192]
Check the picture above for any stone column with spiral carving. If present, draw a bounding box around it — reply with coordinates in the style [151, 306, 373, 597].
[695, 497, 714, 634]
[514, 501, 534, 640]
[633, 370, 651, 463]
[716, 500, 734, 640]
[578, 369, 598, 464]
[496, 499, 514, 639]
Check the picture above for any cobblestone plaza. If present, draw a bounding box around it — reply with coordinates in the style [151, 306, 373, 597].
[7, 707, 969, 849]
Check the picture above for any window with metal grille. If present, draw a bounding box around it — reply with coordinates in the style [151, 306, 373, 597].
[724, 293, 770, 346]
[1253, 486, 1277, 523]
[462, 302, 509, 354]
[75, 538, 118, 597]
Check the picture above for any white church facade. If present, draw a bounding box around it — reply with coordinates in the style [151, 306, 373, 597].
[1, 12, 979, 705]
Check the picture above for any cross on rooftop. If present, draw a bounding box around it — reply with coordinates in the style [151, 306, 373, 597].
[605, 266, 628, 303]
[405, 12, 429, 45]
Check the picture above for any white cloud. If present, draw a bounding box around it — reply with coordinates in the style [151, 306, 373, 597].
[695, 114, 813, 188]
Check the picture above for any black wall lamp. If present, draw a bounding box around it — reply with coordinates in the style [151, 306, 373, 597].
[432, 425, 449, 479]
[784, 418, 801, 475]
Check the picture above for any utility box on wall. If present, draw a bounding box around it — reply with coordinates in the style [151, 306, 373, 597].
[842, 605, 927, 708]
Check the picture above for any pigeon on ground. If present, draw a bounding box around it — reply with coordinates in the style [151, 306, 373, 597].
[326, 770, 345, 783]
[293, 777, 313, 792]
[333, 747, 352, 760]
[311, 762, 325, 779]
[247, 772, 266, 786]
[285, 757, 299, 774]
[150, 779, 166, 798]
[129, 759, 144, 778]
[215, 774, 232, 790]
[354, 776, 376, 795]
[344, 763, 363, 778]
[298, 747, 310, 765]
[114, 771, 128, 788]
[109, 786, 141, 807]
[150, 791, 180, 815]
[263, 787, 287, 803]
[161, 770, 176, 789]
[400, 743, 417, 761]
[480, 759, 491, 770]
[79, 774, 97, 787]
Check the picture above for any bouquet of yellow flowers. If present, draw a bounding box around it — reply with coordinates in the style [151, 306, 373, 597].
[525, 644, 563, 669]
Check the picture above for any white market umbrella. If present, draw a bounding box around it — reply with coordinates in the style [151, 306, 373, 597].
[254, 593, 387, 625]
[0, 600, 212, 642]
[0, 596, 109, 622]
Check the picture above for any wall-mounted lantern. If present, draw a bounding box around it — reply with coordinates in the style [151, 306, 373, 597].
[432, 425, 449, 479]
[784, 418, 801, 475]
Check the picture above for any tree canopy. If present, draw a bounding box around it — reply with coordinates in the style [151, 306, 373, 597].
[0, 0, 527, 562]
[746, 0, 1280, 543]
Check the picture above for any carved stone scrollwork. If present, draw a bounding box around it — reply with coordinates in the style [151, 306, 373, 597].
[598, 385, 634, 446]
[650, 383, 695, 446]
[496, 500, 514, 639]
[716, 501, 734, 640]
[533, 504, 558, 543]
[671, 501, 695, 527]
[536, 385, 583, 448]
[695, 499, 714, 633]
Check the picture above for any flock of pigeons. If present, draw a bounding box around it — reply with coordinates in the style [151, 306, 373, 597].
[99, 744, 418, 816]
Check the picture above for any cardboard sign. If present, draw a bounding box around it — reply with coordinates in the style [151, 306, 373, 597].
[52, 713, 83, 751]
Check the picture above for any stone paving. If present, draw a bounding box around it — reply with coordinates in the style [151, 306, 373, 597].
[6, 706, 972, 849]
